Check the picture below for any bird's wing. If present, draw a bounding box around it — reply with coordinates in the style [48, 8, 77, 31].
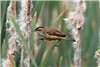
[46, 28, 66, 37]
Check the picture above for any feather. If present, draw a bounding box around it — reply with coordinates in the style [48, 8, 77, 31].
[45, 28, 66, 37]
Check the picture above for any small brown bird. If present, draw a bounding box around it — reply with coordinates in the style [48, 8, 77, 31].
[33, 27, 76, 49]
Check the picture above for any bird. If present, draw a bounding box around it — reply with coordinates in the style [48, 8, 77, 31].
[33, 27, 76, 49]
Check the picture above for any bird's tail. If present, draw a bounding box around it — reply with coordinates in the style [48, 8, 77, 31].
[64, 36, 76, 42]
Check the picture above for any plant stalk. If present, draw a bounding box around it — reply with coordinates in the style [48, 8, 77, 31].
[76, 27, 81, 67]
[27, 0, 31, 67]
[20, 46, 24, 67]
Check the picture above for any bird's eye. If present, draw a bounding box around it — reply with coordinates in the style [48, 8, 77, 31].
[37, 29, 41, 31]
[35, 27, 44, 31]
[37, 28, 43, 31]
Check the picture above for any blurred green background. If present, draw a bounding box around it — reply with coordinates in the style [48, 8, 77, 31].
[1, 1, 100, 67]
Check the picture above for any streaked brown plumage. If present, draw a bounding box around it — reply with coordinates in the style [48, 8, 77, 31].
[33, 27, 76, 49]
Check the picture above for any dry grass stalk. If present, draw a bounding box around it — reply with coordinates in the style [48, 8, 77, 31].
[20, 46, 24, 67]
[18, 0, 28, 67]
[2, 0, 17, 67]
[64, 0, 86, 67]
[18, 0, 32, 66]
[27, 0, 32, 67]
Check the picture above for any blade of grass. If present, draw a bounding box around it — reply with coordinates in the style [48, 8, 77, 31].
[31, 1, 44, 19]
[51, 11, 65, 28]
[9, 14, 37, 67]
[30, 12, 37, 51]
[48, 1, 59, 27]
[86, 17, 99, 67]
[8, 53, 16, 67]
[11, 56, 16, 67]
[61, 14, 71, 67]
[35, 41, 46, 66]
[1, 1, 9, 47]
[81, 2, 94, 60]
[59, 56, 63, 67]
[40, 41, 57, 66]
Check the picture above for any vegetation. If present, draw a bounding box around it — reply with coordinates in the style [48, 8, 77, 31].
[1, 1, 99, 67]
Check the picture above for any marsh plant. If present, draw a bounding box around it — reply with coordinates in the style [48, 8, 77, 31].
[1, 0, 99, 67]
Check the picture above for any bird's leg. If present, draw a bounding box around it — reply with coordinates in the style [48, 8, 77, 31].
[38, 38, 45, 46]
[38, 38, 44, 42]
[52, 39, 60, 49]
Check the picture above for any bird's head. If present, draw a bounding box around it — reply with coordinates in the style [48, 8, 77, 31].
[33, 27, 45, 32]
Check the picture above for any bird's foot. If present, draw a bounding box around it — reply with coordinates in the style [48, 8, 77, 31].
[52, 45, 59, 49]
[38, 38, 44, 42]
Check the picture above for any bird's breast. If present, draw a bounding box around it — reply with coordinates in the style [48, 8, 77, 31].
[37, 31, 45, 37]
[37, 31, 63, 40]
